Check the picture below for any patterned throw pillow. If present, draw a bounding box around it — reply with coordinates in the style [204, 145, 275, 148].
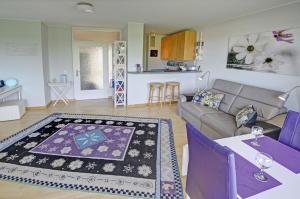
[192, 89, 209, 104]
[235, 105, 257, 128]
[192, 90, 224, 110]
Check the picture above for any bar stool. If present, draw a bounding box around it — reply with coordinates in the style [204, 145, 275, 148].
[164, 81, 180, 104]
[148, 82, 164, 106]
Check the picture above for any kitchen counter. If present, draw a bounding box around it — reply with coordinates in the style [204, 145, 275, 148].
[128, 70, 201, 74]
[127, 71, 201, 105]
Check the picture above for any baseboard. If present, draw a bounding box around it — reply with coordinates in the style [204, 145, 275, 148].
[26, 99, 76, 110]
[26, 101, 51, 110]
[127, 101, 178, 108]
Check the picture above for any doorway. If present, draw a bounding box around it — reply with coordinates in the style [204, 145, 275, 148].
[73, 41, 110, 100]
[72, 28, 120, 100]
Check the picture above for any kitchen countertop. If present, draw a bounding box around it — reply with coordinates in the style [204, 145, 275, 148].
[128, 70, 201, 74]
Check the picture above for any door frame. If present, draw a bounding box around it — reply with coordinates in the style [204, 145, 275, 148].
[71, 27, 122, 100]
[73, 41, 110, 100]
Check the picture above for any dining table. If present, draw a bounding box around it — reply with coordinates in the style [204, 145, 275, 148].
[182, 134, 300, 199]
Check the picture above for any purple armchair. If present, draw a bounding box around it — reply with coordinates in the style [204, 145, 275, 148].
[279, 110, 300, 151]
[186, 123, 237, 199]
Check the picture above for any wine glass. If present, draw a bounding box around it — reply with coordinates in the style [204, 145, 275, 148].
[254, 152, 273, 182]
[251, 126, 263, 146]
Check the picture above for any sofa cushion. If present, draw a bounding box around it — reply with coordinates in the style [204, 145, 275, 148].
[181, 102, 219, 119]
[200, 112, 237, 137]
[228, 85, 286, 120]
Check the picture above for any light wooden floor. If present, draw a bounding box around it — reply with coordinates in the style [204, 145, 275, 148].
[0, 99, 188, 199]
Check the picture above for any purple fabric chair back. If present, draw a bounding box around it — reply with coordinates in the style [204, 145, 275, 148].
[186, 123, 237, 199]
[279, 111, 300, 151]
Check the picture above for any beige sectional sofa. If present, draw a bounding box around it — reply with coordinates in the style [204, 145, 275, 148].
[177, 79, 287, 139]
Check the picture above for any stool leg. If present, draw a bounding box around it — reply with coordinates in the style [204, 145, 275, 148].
[170, 86, 174, 105]
[176, 84, 180, 101]
[148, 87, 153, 106]
[148, 87, 151, 105]
[160, 87, 163, 107]
[164, 85, 168, 105]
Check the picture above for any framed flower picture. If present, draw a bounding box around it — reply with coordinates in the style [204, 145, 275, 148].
[226, 28, 300, 76]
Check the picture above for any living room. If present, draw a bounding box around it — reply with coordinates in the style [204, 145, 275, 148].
[0, 1, 300, 199]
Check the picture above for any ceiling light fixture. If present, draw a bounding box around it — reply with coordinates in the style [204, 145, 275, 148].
[77, 2, 95, 13]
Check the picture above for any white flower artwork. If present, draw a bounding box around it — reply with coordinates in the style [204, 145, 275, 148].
[68, 160, 84, 170]
[128, 149, 140, 157]
[227, 28, 300, 76]
[54, 118, 63, 122]
[232, 34, 265, 65]
[23, 142, 38, 149]
[51, 158, 66, 168]
[19, 155, 36, 164]
[102, 163, 116, 172]
[254, 52, 283, 72]
[94, 120, 102, 124]
[138, 165, 152, 177]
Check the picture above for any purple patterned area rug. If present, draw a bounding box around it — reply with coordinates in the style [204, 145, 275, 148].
[0, 113, 183, 199]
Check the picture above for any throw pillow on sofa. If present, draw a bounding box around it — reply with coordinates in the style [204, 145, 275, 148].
[192, 89, 208, 104]
[235, 105, 257, 128]
[192, 90, 224, 110]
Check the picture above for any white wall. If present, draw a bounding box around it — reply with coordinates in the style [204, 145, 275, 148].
[127, 72, 200, 105]
[47, 25, 74, 99]
[0, 19, 48, 107]
[147, 34, 167, 70]
[123, 22, 144, 72]
[197, 2, 300, 111]
[41, 23, 51, 104]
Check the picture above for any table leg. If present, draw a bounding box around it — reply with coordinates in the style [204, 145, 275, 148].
[182, 144, 189, 176]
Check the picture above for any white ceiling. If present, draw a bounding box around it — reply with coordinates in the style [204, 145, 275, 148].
[0, 0, 299, 33]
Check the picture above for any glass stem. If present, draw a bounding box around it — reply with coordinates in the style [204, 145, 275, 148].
[260, 168, 264, 176]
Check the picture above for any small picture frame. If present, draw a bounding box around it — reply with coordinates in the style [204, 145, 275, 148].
[150, 50, 158, 57]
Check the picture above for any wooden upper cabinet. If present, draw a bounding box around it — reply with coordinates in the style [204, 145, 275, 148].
[160, 30, 196, 61]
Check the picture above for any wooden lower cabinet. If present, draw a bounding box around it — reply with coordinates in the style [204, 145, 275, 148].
[161, 30, 196, 61]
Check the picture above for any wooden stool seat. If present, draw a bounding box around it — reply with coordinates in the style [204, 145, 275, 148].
[148, 82, 164, 106]
[164, 81, 180, 104]
[166, 81, 180, 86]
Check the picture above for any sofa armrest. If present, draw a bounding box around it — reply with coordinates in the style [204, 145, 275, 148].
[265, 114, 286, 128]
[235, 121, 281, 140]
[180, 93, 194, 103]
[179, 95, 187, 103]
